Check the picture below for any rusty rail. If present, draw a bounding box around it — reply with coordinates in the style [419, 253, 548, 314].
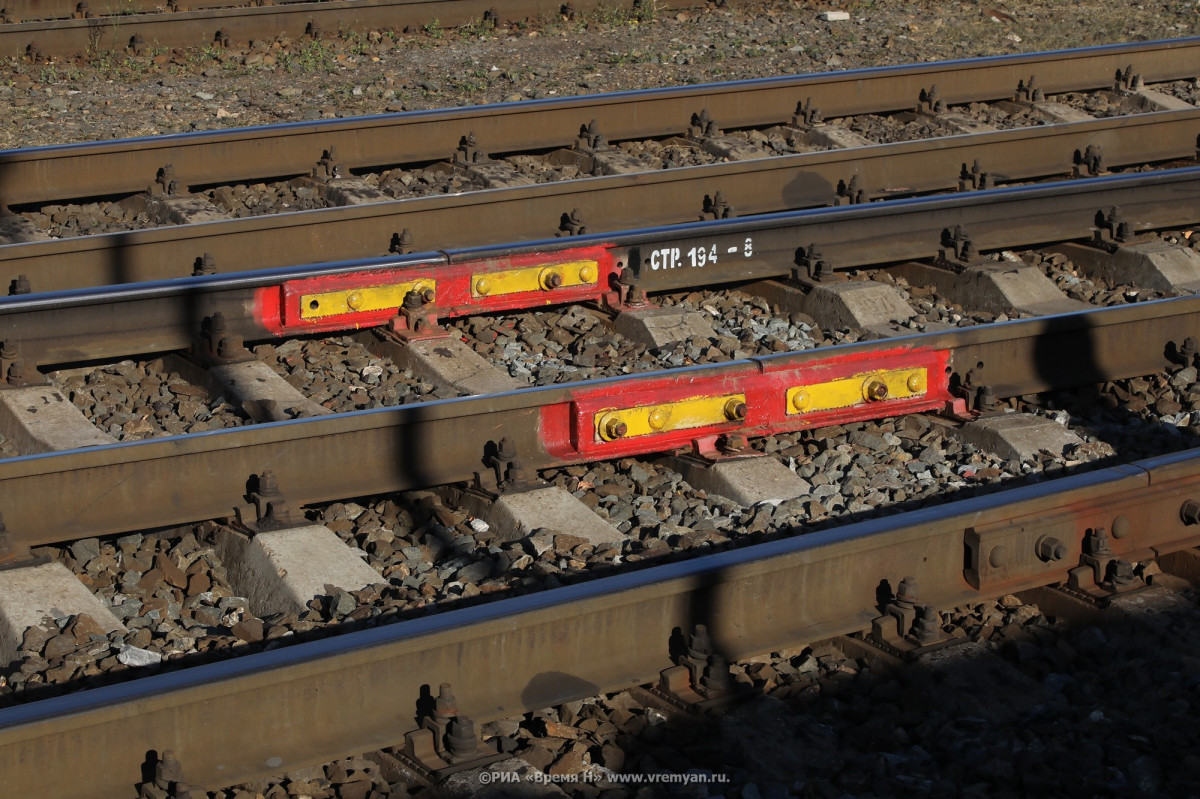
[3, 108, 1198, 293]
[2, 0, 699, 57]
[4, 0, 468, 22]
[2, 443, 1198, 797]
[1, 37, 1196, 205]
[2, 167, 1197, 368]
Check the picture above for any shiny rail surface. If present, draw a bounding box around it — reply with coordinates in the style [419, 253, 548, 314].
[1, 38, 1196, 205]
[2, 444, 1198, 798]
[3, 109, 1197, 293]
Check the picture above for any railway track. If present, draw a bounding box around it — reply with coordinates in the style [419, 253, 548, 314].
[0, 172, 1197, 793]
[2, 38, 1197, 207]
[2, 38, 1198, 295]
[0, 41, 1199, 797]
[1, 0, 691, 59]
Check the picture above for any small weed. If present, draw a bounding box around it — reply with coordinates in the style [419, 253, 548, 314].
[281, 39, 338, 74]
[345, 30, 373, 56]
[582, 0, 658, 28]
[422, 18, 444, 39]
[631, 0, 659, 23]
[459, 15, 496, 39]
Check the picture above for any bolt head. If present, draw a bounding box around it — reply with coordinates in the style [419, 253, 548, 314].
[540, 269, 563, 290]
[598, 413, 627, 441]
[474, 278, 491, 296]
[863, 379, 889, 402]
[906, 372, 926, 394]
[647, 407, 669, 431]
[579, 263, 598, 283]
[791, 389, 811, 412]
[346, 291, 363, 310]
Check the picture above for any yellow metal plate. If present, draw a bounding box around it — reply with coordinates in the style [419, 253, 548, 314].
[786, 368, 927, 415]
[472, 260, 598, 298]
[594, 393, 746, 442]
[300, 280, 435, 319]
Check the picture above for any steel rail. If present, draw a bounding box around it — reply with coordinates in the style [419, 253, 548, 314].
[3, 0, 530, 24]
[0, 38, 1196, 205]
[4, 108, 1198, 294]
[0, 287, 1197, 547]
[2, 167, 1196, 368]
[2, 0, 699, 57]
[2, 445, 1199, 798]
[3, 0, 288, 20]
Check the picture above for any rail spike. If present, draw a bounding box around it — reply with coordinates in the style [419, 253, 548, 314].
[867, 577, 952, 658]
[399, 683, 507, 777]
[137, 750, 192, 799]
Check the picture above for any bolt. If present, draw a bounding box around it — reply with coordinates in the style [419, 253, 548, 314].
[474, 277, 491, 296]
[601, 415, 628, 441]
[434, 682, 458, 719]
[688, 624, 712, 658]
[647, 407, 669, 431]
[9, 274, 30, 295]
[1111, 515, 1131, 539]
[402, 289, 425, 310]
[1181, 336, 1199, 365]
[1084, 528, 1113, 556]
[863, 379, 889, 402]
[446, 716, 477, 759]
[701, 654, 732, 694]
[578, 263, 597, 283]
[193, 252, 215, 276]
[217, 334, 245, 360]
[6, 359, 27, 387]
[718, 433, 747, 454]
[540, 268, 563, 290]
[506, 456, 527, 487]
[906, 372, 926, 394]
[895, 576, 917, 606]
[157, 750, 185, 785]
[1035, 535, 1067, 562]
[989, 545, 1008, 569]
[389, 229, 414, 254]
[791, 389, 811, 412]
[978, 384, 998, 411]
[1181, 499, 1200, 526]
[1110, 559, 1138, 588]
[723, 397, 747, 421]
[346, 292, 363, 311]
[258, 471, 282, 501]
[912, 605, 941, 645]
